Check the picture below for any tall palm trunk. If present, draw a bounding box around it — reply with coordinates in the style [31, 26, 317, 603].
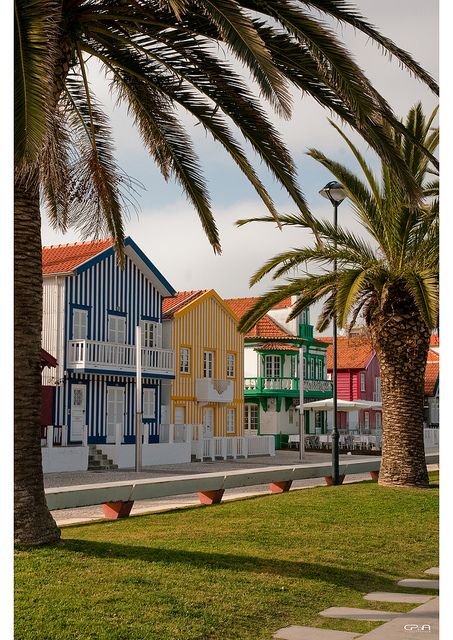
[14, 172, 60, 545]
[368, 299, 430, 488]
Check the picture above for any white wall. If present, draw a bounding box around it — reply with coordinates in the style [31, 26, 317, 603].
[42, 446, 88, 473]
[100, 442, 191, 468]
[244, 346, 258, 377]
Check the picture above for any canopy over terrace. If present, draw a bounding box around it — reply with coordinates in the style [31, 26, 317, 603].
[296, 399, 382, 411]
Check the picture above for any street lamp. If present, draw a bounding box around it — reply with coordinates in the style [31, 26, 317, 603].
[319, 181, 346, 485]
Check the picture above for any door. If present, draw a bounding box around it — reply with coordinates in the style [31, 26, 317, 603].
[203, 406, 214, 437]
[106, 386, 125, 444]
[143, 387, 158, 443]
[70, 384, 86, 442]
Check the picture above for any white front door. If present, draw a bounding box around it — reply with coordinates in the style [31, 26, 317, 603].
[106, 386, 125, 444]
[203, 407, 214, 437]
[71, 384, 86, 441]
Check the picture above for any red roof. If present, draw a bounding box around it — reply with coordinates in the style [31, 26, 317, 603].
[162, 290, 207, 317]
[425, 350, 439, 396]
[318, 336, 374, 370]
[225, 297, 293, 339]
[430, 333, 439, 347]
[272, 297, 292, 309]
[256, 342, 298, 352]
[42, 239, 114, 274]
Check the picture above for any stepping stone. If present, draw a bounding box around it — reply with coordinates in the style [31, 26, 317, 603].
[424, 567, 439, 575]
[319, 607, 400, 621]
[358, 597, 439, 639]
[397, 578, 439, 590]
[274, 626, 362, 640]
[364, 592, 433, 604]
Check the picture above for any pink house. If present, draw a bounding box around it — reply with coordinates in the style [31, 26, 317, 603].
[318, 336, 382, 433]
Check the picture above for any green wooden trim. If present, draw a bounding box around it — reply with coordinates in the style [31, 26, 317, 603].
[276, 396, 282, 412]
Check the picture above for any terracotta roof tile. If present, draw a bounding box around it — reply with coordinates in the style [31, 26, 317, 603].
[317, 336, 374, 370]
[224, 297, 293, 339]
[430, 333, 439, 347]
[162, 290, 207, 317]
[255, 342, 298, 352]
[271, 297, 292, 309]
[425, 356, 439, 396]
[42, 239, 114, 274]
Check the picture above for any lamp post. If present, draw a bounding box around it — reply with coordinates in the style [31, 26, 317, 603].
[319, 181, 346, 485]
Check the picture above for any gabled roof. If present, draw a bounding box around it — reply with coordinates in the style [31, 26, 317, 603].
[163, 290, 240, 323]
[42, 237, 175, 296]
[42, 239, 113, 275]
[318, 336, 374, 370]
[425, 350, 439, 396]
[224, 297, 294, 339]
[162, 290, 207, 317]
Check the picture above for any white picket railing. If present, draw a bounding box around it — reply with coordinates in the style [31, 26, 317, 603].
[67, 339, 174, 375]
[192, 435, 275, 461]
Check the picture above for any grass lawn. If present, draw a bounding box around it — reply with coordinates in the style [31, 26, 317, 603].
[15, 473, 439, 640]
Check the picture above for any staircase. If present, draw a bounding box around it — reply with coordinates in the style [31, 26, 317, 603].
[88, 446, 118, 471]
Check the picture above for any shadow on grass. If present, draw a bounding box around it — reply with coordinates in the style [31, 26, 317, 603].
[61, 538, 398, 592]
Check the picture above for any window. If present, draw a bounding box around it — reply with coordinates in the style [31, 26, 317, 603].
[364, 411, 370, 430]
[141, 320, 161, 348]
[227, 408, 235, 433]
[375, 377, 381, 401]
[375, 412, 382, 430]
[288, 407, 294, 425]
[360, 372, 366, 392]
[244, 404, 258, 432]
[174, 406, 185, 425]
[227, 353, 236, 378]
[265, 355, 280, 378]
[72, 308, 88, 339]
[303, 356, 307, 378]
[108, 314, 126, 343]
[310, 359, 315, 379]
[143, 388, 156, 419]
[203, 351, 214, 378]
[180, 347, 191, 374]
[290, 355, 298, 378]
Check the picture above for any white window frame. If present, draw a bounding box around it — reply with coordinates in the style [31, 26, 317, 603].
[244, 403, 258, 431]
[375, 412, 382, 430]
[310, 359, 315, 379]
[290, 355, 297, 379]
[180, 347, 191, 374]
[288, 407, 294, 425]
[143, 388, 156, 420]
[360, 372, 366, 392]
[364, 411, 370, 430]
[72, 308, 88, 340]
[108, 314, 126, 344]
[227, 408, 235, 433]
[141, 320, 161, 348]
[226, 353, 236, 378]
[203, 351, 214, 378]
[265, 355, 280, 378]
[174, 406, 185, 425]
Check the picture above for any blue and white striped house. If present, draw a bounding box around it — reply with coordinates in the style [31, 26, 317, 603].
[41, 237, 186, 471]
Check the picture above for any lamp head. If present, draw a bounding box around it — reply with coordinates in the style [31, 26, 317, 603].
[319, 181, 346, 205]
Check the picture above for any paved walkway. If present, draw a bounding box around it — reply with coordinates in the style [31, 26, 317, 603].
[46, 451, 438, 527]
[46, 451, 376, 525]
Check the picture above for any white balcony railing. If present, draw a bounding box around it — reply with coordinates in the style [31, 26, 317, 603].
[68, 340, 174, 376]
[196, 378, 234, 403]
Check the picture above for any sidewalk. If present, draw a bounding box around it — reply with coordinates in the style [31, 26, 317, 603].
[46, 450, 438, 527]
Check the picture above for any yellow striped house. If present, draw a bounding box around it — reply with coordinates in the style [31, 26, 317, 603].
[162, 290, 244, 437]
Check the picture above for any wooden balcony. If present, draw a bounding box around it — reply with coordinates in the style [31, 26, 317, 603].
[244, 377, 332, 395]
[67, 340, 174, 376]
[196, 378, 234, 403]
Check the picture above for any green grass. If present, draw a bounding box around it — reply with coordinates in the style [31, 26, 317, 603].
[15, 473, 439, 640]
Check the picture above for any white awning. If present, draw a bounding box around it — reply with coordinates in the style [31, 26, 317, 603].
[296, 398, 382, 411]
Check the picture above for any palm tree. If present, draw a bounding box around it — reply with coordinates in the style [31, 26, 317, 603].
[15, 1, 437, 545]
[237, 103, 438, 488]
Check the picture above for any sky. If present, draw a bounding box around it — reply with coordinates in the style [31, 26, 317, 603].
[41, 0, 439, 310]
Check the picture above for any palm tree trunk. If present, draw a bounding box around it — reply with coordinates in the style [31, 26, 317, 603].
[14, 172, 60, 545]
[370, 310, 430, 488]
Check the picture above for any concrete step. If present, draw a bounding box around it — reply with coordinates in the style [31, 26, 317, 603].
[274, 626, 362, 640]
[364, 592, 434, 604]
[319, 608, 401, 621]
[358, 597, 438, 639]
[424, 567, 439, 576]
[397, 579, 439, 590]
